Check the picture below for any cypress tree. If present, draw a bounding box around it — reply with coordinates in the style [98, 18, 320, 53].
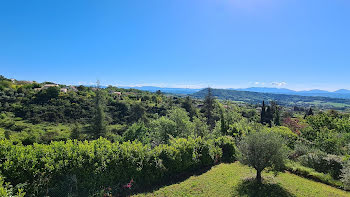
[266, 106, 273, 127]
[260, 101, 266, 124]
[274, 106, 281, 126]
[304, 107, 314, 119]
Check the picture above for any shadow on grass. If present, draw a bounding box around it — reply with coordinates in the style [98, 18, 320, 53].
[234, 178, 296, 197]
[132, 165, 214, 195]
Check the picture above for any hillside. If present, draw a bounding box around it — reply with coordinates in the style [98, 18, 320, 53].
[234, 87, 350, 99]
[134, 162, 349, 197]
[192, 88, 350, 109]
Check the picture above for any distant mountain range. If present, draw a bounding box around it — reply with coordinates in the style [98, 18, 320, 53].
[192, 88, 350, 110]
[232, 87, 350, 99]
[119, 86, 201, 94]
[117, 86, 350, 99]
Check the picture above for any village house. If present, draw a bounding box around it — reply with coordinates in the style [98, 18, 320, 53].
[42, 84, 59, 89]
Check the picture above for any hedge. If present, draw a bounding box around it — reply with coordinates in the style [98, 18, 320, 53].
[0, 136, 235, 196]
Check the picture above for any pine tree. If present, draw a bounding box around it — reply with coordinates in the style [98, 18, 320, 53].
[204, 88, 215, 130]
[182, 96, 196, 121]
[220, 109, 228, 135]
[91, 81, 107, 138]
[71, 123, 82, 140]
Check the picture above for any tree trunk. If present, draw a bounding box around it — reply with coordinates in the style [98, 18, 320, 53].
[256, 170, 262, 184]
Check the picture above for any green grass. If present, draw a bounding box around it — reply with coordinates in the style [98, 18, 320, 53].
[134, 162, 350, 197]
[304, 101, 350, 108]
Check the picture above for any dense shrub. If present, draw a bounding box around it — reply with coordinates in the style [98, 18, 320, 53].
[341, 162, 350, 190]
[269, 126, 298, 149]
[0, 137, 224, 196]
[0, 176, 25, 197]
[299, 151, 344, 179]
[299, 151, 327, 171]
[213, 136, 236, 163]
[286, 162, 343, 188]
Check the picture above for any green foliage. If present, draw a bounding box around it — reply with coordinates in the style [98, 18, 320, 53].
[0, 176, 25, 197]
[213, 136, 236, 163]
[0, 137, 224, 196]
[70, 123, 82, 140]
[286, 161, 343, 188]
[181, 96, 197, 121]
[203, 88, 216, 130]
[123, 122, 149, 143]
[91, 87, 107, 138]
[269, 126, 298, 149]
[238, 131, 287, 183]
[341, 162, 350, 190]
[299, 151, 344, 180]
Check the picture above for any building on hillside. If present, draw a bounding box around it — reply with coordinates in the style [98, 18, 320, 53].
[60, 88, 68, 93]
[68, 86, 78, 92]
[113, 91, 122, 99]
[42, 84, 59, 89]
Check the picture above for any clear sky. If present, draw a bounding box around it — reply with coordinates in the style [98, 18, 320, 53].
[1, 0, 350, 91]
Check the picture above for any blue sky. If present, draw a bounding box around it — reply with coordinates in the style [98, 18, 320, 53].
[1, 0, 350, 91]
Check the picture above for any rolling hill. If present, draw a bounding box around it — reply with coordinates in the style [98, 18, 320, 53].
[234, 87, 350, 99]
[192, 88, 350, 109]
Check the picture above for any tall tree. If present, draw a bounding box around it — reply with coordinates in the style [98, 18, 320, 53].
[91, 81, 107, 138]
[220, 109, 228, 135]
[182, 96, 197, 121]
[260, 101, 266, 124]
[274, 105, 281, 126]
[129, 102, 146, 123]
[304, 107, 314, 119]
[266, 106, 273, 127]
[270, 101, 281, 126]
[204, 88, 215, 130]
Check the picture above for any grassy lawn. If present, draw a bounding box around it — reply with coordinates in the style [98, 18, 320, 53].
[134, 162, 350, 197]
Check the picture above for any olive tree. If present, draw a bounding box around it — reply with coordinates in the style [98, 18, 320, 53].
[238, 131, 287, 183]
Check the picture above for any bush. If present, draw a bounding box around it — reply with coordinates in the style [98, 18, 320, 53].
[214, 136, 236, 163]
[0, 137, 224, 196]
[323, 154, 344, 179]
[299, 151, 327, 171]
[291, 142, 312, 159]
[286, 162, 343, 188]
[269, 126, 298, 149]
[0, 176, 25, 197]
[341, 162, 350, 190]
[299, 151, 343, 179]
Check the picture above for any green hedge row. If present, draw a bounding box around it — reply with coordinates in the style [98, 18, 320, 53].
[0, 136, 236, 196]
[286, 161, 343, 189]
